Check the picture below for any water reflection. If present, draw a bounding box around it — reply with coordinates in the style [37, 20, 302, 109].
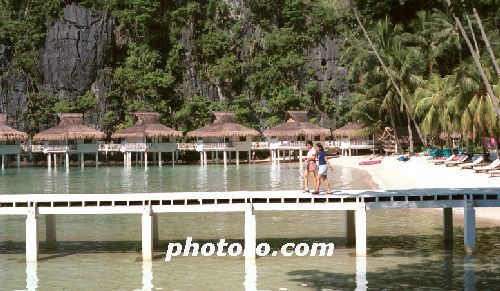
[142, 260, 153, 291]
[222, 166, 228, 192]
[355, 256, 367, 291]
[197, 165, 208, 190]
[26, 262, 38, 291]
[270, 162, 279, 188]
[464, 255, 476, 290]
[244, 257, 257, 291]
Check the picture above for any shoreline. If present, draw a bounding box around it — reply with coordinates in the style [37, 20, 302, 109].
[330, 155, 500, 226]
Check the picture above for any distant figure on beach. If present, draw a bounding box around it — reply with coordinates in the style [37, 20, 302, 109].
[313, 143, 333, 194]
[302, 140, 317, 192]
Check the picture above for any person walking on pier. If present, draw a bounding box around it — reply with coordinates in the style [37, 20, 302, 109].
[302, 140, 317, 192]
[313, 143, 333, 194]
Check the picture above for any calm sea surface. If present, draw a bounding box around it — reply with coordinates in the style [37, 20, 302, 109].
[0, 163, 499, 290]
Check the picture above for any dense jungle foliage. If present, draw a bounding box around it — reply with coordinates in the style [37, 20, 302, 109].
[0, 0, 499, 149]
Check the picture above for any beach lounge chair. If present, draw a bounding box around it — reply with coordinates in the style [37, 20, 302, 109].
[487, 169, 500, 177]
[459, 156, 484, 169]
[430, 155, 455, 165]
[473, 159, 500, 173]
[444, 155, 468, 166]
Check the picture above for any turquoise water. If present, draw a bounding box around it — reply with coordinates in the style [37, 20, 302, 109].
[0, 164, 499, 290]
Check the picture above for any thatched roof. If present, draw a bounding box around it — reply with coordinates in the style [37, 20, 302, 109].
[0, 114, 28, 142]
[187, 112, 260, 138]
[332, 122, 365, 137]
[33, 113, 105, 141]
[263, 111, 331, 137]
[112, 112, 182, 139]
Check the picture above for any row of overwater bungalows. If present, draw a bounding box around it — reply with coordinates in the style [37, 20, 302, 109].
[0, 111, 373, 168]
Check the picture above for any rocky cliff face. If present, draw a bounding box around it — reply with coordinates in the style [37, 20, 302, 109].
[178, 0, 347, 106]
[304, 36, 348, 98]
[0, 44, 31, 130]
[41, 4, 114, 98]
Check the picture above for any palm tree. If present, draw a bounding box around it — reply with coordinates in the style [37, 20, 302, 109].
[414, 75, 455, 143]
[347, 1, 427, 150]
[404, 9, 461, 76]
[444, 0, 500, 117]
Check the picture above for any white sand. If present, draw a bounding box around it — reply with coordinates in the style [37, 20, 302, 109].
[330, 155, 500, 223]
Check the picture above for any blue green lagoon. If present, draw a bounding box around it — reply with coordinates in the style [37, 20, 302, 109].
[0, 163, 499, 290]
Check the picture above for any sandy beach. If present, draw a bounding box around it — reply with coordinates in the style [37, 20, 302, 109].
[330, 155, 500, 224]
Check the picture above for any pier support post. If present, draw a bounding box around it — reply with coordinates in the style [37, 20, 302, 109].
[47, 154, 51, 168]
[142, 207, 153, 261]
[223, 151, 227, 165]
[215, 151, 219, 163]
[26, 207, 38, 262]
[171, 151, 175, 165]
[443, 208, 453, 246]
[248, 151, 251, 163]
[236, 151, 239, 165]
[144, 152, 148, 168]
[152, 213, 159, 246]
[80, 153, 84, 168]
[95, 152, 99, 167]
[158, 152, 162, 167]
[45, 214, 57, 249]
[53, 154, 57, 168]
[204, 151, 208, 165]
[464, 199, 476, 254]
[65, 153, 69, 168]
[355, 204, 367, 256]
[299, 149, 303, 163]
[17, 154, 21, 168]
[1, 154, 4, 170]
[346, 210, 356, 246]
[244, 205, 256, 259]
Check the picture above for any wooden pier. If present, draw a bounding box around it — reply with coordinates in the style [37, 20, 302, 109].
[0, 188, 499, 262]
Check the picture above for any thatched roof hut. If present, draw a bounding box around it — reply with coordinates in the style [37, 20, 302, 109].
[33, 113, 105, 141]
[263, 111, 330, 137]
[187, 112, 260, 138]
[112, 112, 182, 139]
[0, 114, 28, 142]
[332, 122, 365, 137]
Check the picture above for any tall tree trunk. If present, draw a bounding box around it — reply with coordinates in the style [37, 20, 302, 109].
[347, 0, 427, 148]
[472, 7, 500, 77]
[406, 110, 414, 154]
[389, 109, 399, 153]
[445, 0, 500, 117]
[465, 14, 480, 54]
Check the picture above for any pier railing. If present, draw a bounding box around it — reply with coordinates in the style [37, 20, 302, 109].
[1, 188, 499, 262]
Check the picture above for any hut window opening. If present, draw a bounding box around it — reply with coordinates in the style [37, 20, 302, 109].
[1, 140, 16, 145]
[298, 135, 306, 141]
[146, 137, 152, 143]
[84, 138, 93, 144]
[314, 135, 320, 141]
[224, 137, 230, 143]
[239, 136, 246, 142]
